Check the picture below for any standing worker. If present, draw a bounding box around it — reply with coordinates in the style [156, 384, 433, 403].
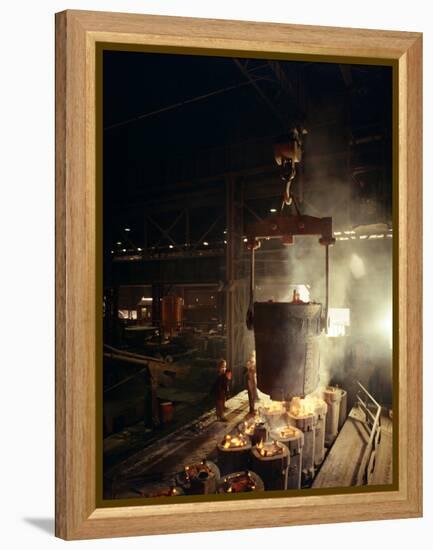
[245, 350, 258, 415]
[214, 359, 231, 422]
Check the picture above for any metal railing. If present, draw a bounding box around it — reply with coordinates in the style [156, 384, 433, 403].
[355, 381, 382, 485]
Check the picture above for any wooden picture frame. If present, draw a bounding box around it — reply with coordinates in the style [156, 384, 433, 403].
[55, 9, 422, 540]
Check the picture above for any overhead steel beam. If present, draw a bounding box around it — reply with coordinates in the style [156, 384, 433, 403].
[267, 60, 295, 98]
[153, 209, 186, 247]
[192, 213, 225, 250]
[233, 58, 285, 125]
[105, 77, 268, 131]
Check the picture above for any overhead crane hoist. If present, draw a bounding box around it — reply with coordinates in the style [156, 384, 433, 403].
[245, 129, 336, 401]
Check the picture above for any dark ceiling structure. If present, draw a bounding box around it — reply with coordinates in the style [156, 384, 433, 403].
[103, 50, 392, 279]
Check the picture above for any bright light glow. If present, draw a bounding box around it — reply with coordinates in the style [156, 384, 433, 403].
[334, 231, 342, 235]
[243, 238, 248, 243]
[338, 237, 349, 241]
[350, 254, 366, 279]
[224, 240, 227, 244]
[117, 241, 122, 245]
[124, 227, 131, 232]
[203, 241, 209, 246]
[327, 308, 350, 337]
[380, 311, 392, 349]
[110, 250, 114, 254]
[360, 235, 368, 239]
[270, 208, 277, 213]
[122, 248, 126, 252]
[141, 297, 153, 302]
[137, 247, 142, 251]
[169, 244, 174, 249]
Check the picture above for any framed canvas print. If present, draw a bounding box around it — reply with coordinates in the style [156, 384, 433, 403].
[55, 10, 422, 540]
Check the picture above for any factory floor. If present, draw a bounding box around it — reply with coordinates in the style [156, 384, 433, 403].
[104, 391, 252, 499]
[103, 391, 213, 471]
[313, 408, 393, 488]
[104, 392, 394, 499]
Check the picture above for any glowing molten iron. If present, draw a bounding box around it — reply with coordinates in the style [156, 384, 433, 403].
[256, 439, 283, 458]
[262, 401, 286, 414]
[223, 472, 257, 493]
[279, 425, 298, 438]
[184, 462, 211, 481]
[289, 395, 323, 417]
[241, 416, 262, 436]
[221, 433, 248, 449]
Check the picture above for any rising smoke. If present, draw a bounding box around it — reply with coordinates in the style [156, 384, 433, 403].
[253, 174, 393, 407]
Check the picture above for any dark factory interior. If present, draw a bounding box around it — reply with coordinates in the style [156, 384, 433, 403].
[102, 50, 394, 499]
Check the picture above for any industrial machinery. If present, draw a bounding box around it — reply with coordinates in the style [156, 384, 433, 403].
[246, 129, 335, 401]
[161, 294, 183, 337]
[273, 128, 305, 212]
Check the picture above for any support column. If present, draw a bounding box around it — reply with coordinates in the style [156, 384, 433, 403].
[225, 176, 253, 393]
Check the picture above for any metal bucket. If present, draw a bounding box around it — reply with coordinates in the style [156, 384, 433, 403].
[253, 302, 322, 401]
[160, 401, 173, 424]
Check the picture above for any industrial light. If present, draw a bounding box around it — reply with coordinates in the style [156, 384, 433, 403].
[224, 240, 227, 244]
[137, 247, 142, 251]
[122, 248, 126, 252]
[124, 227, 131, 232]
[203, 241, 209, 246]
[110, 250, 114, 254]
[116, 241, 122, 245]
[169, 244, 174, 249]
[270, 208, 277, 213]
[243, 238, 248, 243]
[327, 308, 350, 337]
